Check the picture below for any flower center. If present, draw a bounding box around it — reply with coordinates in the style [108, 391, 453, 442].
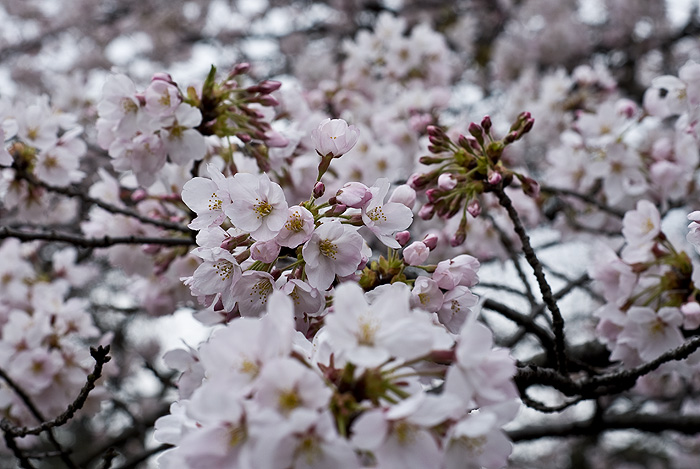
[394, 421, 417, 445]
[319, 239, 338, 259]
[295, 436, 322, 465]
[121, 98, 139, 114]
[251, 278, 274, 304]
[254, 199, 273, 218]
[208, 192, 222, 211]
[214, 260, 234, 280]
[366, 207, 387, 223]
[278, 389, 301, 413]
[227, 423, 247, 448]
[285, 212, 304, 232]
[239, 358, 259, 377]
[456, 435, 487, 455]
[357, 315, 379, 345]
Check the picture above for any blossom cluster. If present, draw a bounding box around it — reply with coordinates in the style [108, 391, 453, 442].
[155, 284, 518, 469]
[5, 1, 700, 467]
[0, 240, 103, 425]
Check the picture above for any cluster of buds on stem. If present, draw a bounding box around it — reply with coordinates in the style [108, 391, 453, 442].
[409, 112, 536, 246]
[186, 65, 286, 172]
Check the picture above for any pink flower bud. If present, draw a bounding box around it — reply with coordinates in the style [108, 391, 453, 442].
[422, 233, 438, 250]
[425, 188, 441, 203]
[450, 232, 466, 247]
[467, 199, 481, 218]
[408, 173, 430, 190]
[487, 170, 502, 185]
[264, 130, 289, 147]
[403, 241, 430, 265]
[142, 244, 161, 255]
[481, 115, 492, 132]
[437, 173, 457, 191]
[310, 118, 360, 158]
[616, 98, 638, 118]
[313, 181, 325, 199]
[250, 239, 281, 263]
[329, 203, 347, 215]
[151, 72, 174, 84]
[681, 302, 700, 330]
[419, 203, 436, 220]
[336, 182, 371, 208]
[131, 189, 148, 202]
[468, 122, 484, 143]
[395, 231, 411, 247]
[388, 184, 416, 209]
[248, 80, 282, 94]
[257, 95, 280, 107]
[231, 63, 251, 75]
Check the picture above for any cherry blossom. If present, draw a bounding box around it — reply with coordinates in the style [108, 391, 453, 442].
[310, 118, 360, 157]
[362, 178, 414, 248]
[225, 173, 289, 241]
[302, 220, 364, 291]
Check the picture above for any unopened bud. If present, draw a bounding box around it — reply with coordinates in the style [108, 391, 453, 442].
[419, 203, 436, 220]
[237, 133, 252, 143]
[422, 233, 438, 250]
[408, 173, 430, 190]
[481, 115, 492, 132]
[518, 174, 540, 198]
[257, 95, 280, 107]
[329, 203, 347, 215]
[313, 181, 325, 199]
[425, 188, 442, 203]
[458, 134, 481, 153]
[151, 72, 175, 84]
[437, 173, 457, 191]
[487, 170, 502, 185]
[142, 244, 161, 255]
[468, 122, 484, 145]
[253, 80, 282, 94]
[467, 199, 481, 218]
[419, 155, 446, 165]
[450, 217, 468, 247]
[131, 189, 148, 202]
[395, 231, 411, 247]
[231, 63, 251, 75]
[426, 125, 445, 138]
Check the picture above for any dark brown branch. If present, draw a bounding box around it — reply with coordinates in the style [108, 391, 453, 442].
[483, 298, 555, 352]
[516, 336, 700, 398]
[493, 184, 568, 374]
[483, 210, 537, 307]
[15, 171, 193, 235]
[508, 412, 700, 442]
[0, 227, 195, 248]
[5, 346, 112, 438]
[503, 273, 592, 349]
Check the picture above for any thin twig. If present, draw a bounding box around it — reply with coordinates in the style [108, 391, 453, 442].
[0, 227, 195, 248]
[483, 210, 538, 307]
[5, 346, 112, 437]
[14, 171, 193, 234]
[508, 412, 700, 441]
[493, 184, 568, 374]
[541, 185, 626, 218]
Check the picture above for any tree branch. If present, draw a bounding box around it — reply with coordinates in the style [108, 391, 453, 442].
[0, 227, 195, 248]
[493, 184, 569, 374]
[508, 412, 700, 442]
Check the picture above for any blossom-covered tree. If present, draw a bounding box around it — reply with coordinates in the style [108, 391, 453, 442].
[2, 0, 700, 468]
